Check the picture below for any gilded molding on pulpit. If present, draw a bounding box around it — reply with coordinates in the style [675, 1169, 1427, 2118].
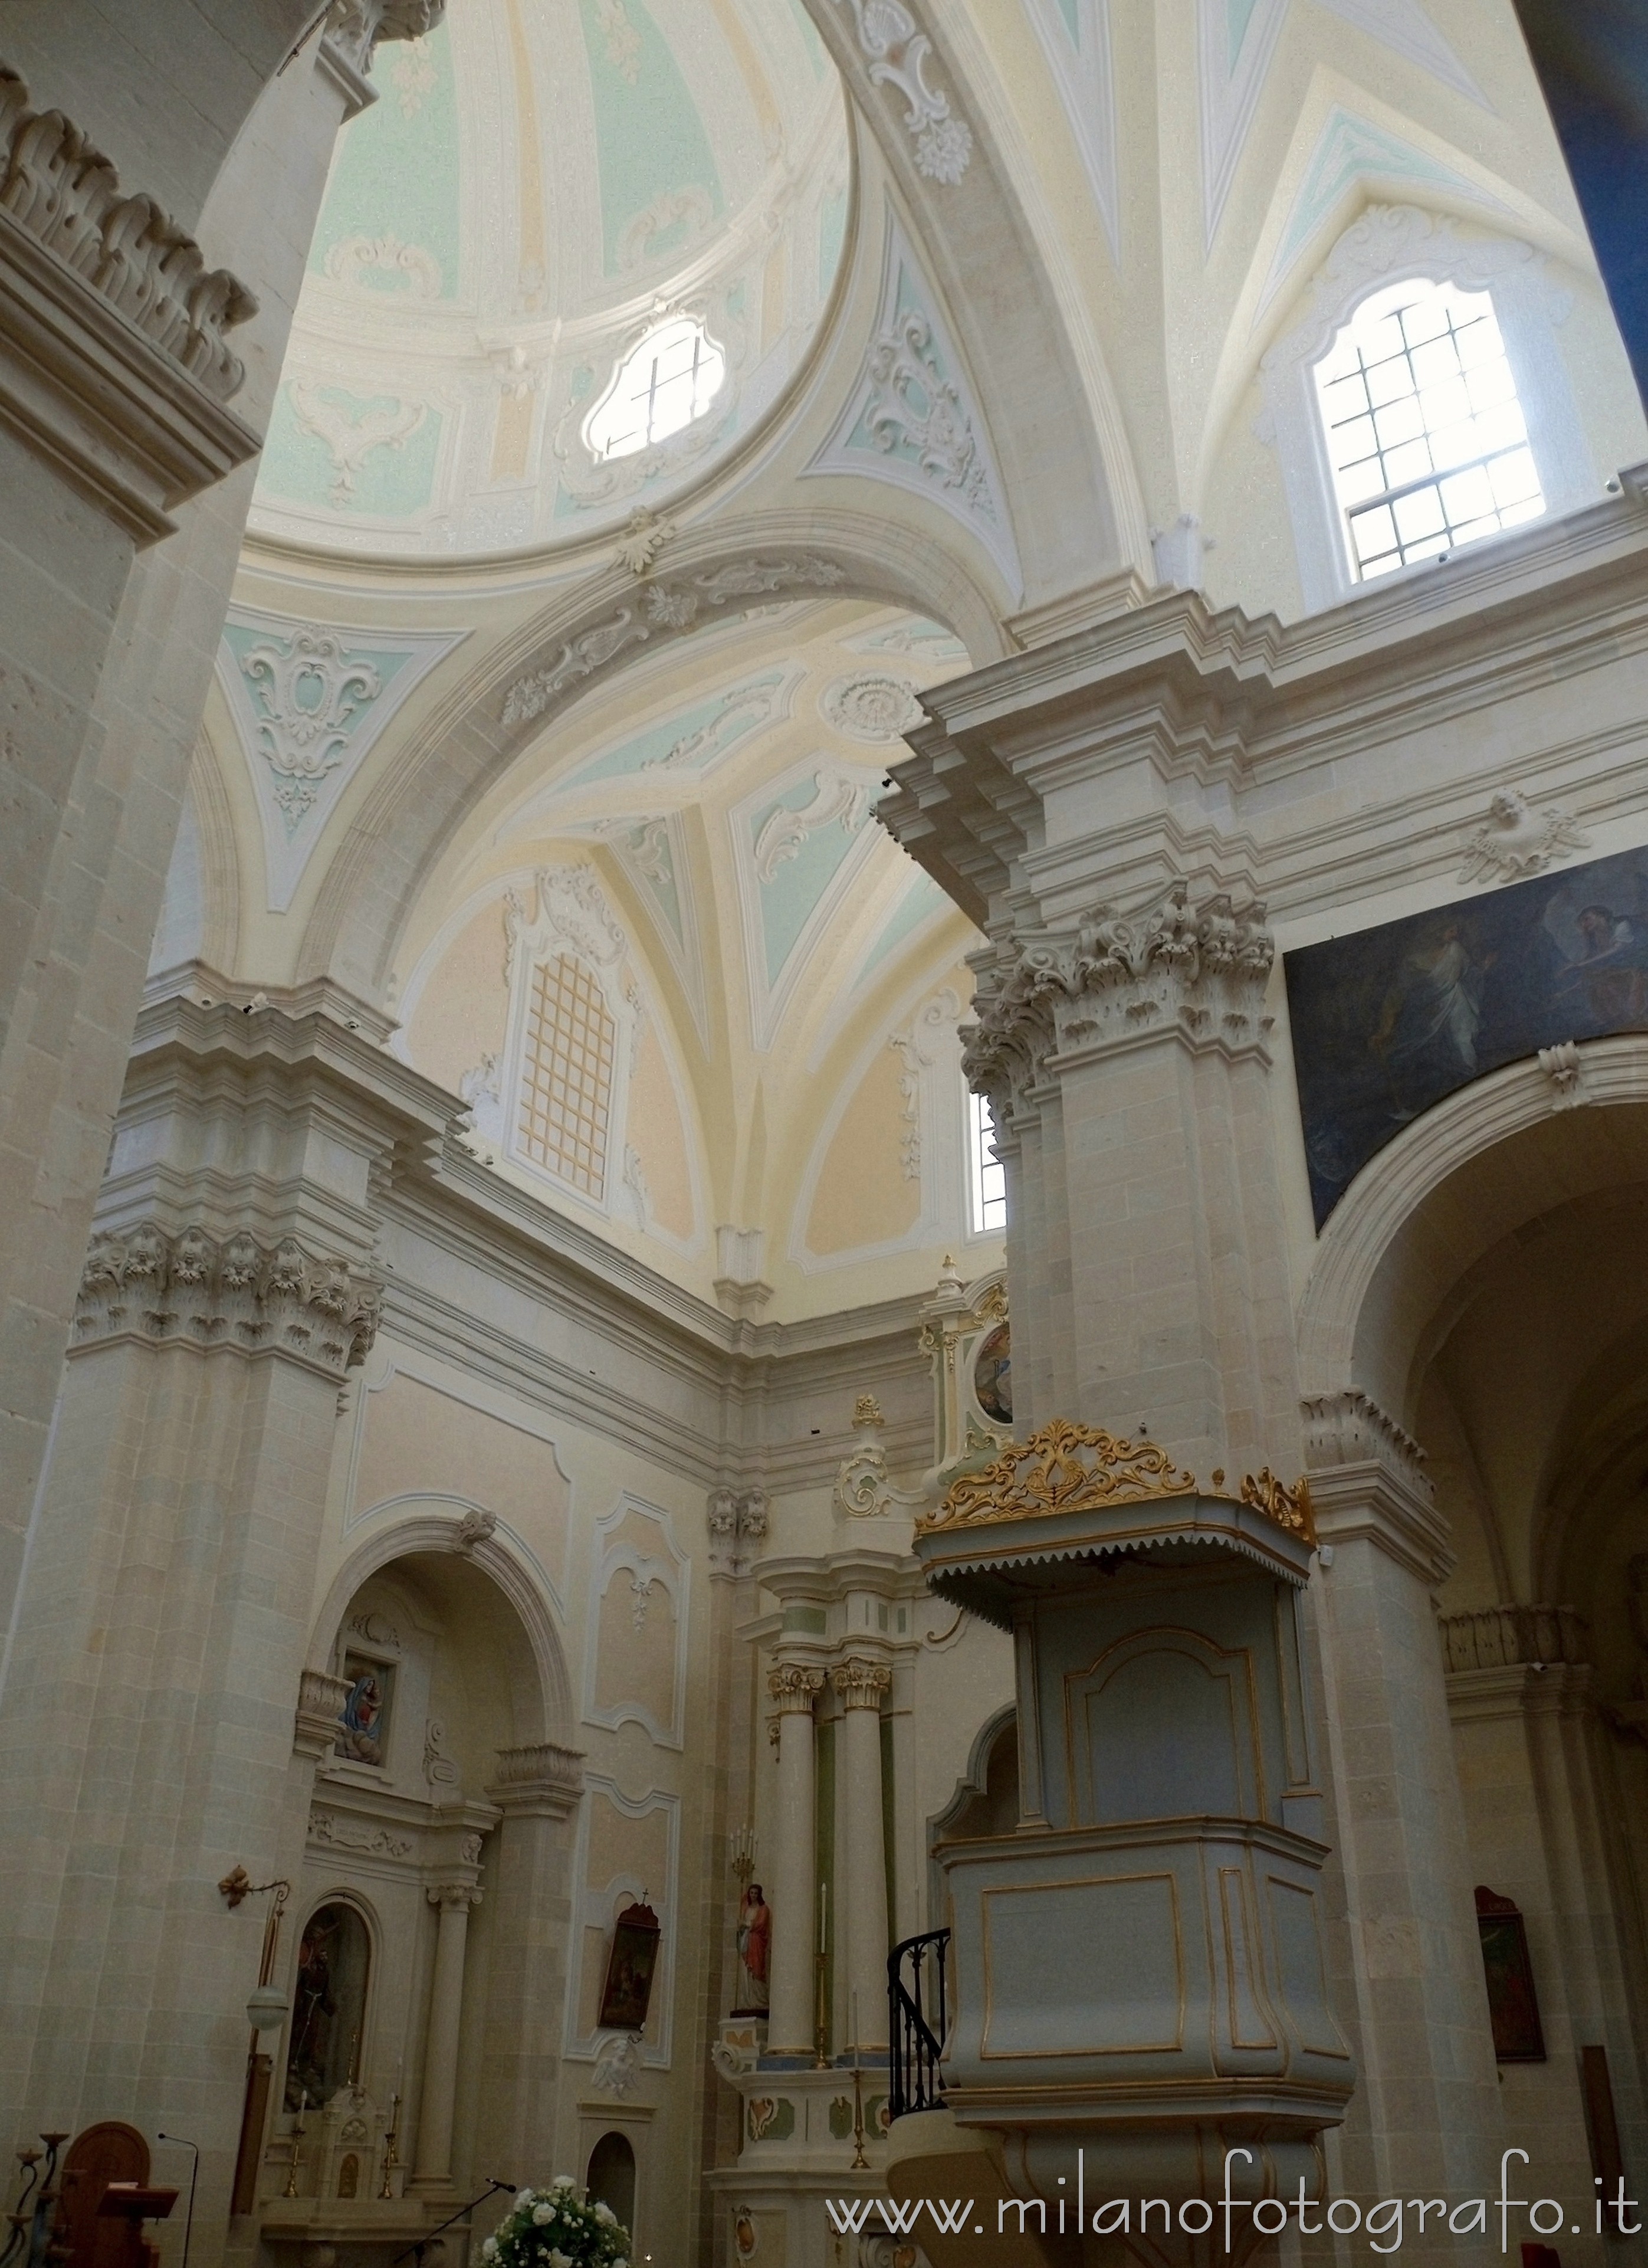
[918, 1417, 1199, 1532]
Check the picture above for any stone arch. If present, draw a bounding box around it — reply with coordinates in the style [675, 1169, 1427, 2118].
[306, 1507, 574, 1745]
[1296, 1031, 1648, 1425]
[296, 506, 1007, 1006]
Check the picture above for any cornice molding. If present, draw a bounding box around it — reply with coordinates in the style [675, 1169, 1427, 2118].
[1302, 1389, 1451, 1585]
[0, 66, 260, 542]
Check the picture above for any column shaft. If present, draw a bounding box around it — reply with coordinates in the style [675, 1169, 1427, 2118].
[833, 1660, 891, 2054]
[766, 1665, 823, 2054]
[414, 1886, 480, 2190]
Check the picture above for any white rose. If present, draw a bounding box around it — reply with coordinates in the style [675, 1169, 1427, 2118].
[551, 2177, 576, 2191]
[516, 2192, 536, 2210]
[594, 2205, 616, 2227]
[549, 2251, 572, 2268]
[481, 2243, 498, 2261]
[533, 2206, 554, 2226]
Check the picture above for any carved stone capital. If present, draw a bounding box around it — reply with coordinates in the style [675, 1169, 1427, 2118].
[767, 1663, 825, 1713]
[961, 881, 1275, 1113]
[832, 1658, 891, 1710]
[73, 1223, 381, 1379]
[427, 1881, 482, 1915]
[0, 68, 260, 542]
[708, 1484, 770, 1579]
[323, 0, 447, 76]
[294, 1669, 352, 1762]
[1301, 1389, 1451, 1584]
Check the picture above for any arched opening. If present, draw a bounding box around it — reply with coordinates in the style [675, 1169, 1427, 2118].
[284, 1900, 373, 2112]
[585, 2130, 637, 2240]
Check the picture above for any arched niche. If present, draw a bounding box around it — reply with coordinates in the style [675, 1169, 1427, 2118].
[585, 2131, 637, 2240]
[284, 1897, 375, 2113]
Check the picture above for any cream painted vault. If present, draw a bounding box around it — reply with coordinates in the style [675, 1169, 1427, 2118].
[2, 4, 1648, 2268]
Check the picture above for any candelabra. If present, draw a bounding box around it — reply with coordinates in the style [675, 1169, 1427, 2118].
[728, 1824, 756, 1887]
[283, 2091, 307, 2200]
[378, 2093, 402, 2199]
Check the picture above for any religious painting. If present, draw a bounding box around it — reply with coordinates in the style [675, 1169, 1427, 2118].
[972, 1323, 1012, 1425]
[334, 1654, 392, 1766]
[284, 1902, 372, 2111]
[1285, 845, 1648, 1226]
[1475, 1886, 1545, 2062]
[598, 1900, 661, 2031]
[732, 1882, 771, 2015]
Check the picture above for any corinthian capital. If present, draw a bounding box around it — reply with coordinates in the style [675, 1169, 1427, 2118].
[832, 1658, 891, 1709]
[767, 1663, 825, 1712]
[960, 880, 1275, 1107]
[74, 1222, 381, 1378]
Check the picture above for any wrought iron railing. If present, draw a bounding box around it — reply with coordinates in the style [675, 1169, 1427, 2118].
[887, 1926, 950, 2120]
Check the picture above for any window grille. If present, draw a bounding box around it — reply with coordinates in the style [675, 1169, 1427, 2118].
[586, 316, 727, 461]
[517, 955, 616, 1199]
[969, 1089, 1006, 1234]
[1314, 277, 1544, 582]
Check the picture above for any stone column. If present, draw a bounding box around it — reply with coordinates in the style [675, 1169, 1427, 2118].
[833, 1659, 892, 2054]
[477, 1744, 585, 2183]
[766, 1663, 825, 2056]
[1305, 1390, 1503, 2214]
[414, 1884, 484, 2192]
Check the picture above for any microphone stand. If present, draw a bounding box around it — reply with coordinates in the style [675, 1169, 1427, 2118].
[389, 2178, 516, 2267]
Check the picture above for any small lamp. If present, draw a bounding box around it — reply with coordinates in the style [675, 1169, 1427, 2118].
[247, 1984, 289, 2034]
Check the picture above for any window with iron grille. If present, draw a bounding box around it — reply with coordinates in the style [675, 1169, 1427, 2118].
[517, 955, 616, 1199]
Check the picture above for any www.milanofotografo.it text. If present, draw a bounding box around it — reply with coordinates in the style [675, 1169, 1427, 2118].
[825, 2150, 1643, 2253]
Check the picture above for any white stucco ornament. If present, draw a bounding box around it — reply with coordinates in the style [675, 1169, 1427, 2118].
[1457, 788, 1590, 884]
[822, 671, 924, 742]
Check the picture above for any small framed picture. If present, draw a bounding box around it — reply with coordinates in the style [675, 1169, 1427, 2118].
[1475, 1886, 1545, 2061]
[599, 1900, 662, 2031]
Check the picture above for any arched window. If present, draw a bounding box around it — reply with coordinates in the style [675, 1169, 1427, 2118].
[967, 1089, 1006, 1234]
[1314, 276, 1544, 583]
[517, 953, 617, 1199]
[585, 317, 727, 461]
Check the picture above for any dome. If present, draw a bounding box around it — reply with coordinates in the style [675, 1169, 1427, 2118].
[248, 0, 850, 558]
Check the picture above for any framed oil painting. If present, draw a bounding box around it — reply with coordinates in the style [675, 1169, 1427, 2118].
[1285, 844, 1648, 1227]
[1475, 1886, 1545, 2062]
[598, 1899, 661, 2031]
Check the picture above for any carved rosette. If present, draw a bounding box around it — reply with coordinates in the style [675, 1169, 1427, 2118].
[831, 1659, 891, 1710]
[961, 880, 1276, 1115]
[74, 1223, 382, 1378]
[767, 1663, 825, 1713]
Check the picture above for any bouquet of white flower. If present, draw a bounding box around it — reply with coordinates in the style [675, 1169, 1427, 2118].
[480, 2179, 631, 2268]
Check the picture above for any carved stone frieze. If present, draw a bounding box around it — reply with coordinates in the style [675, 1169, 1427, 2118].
[1440, 1605, 1588, 1674]
[73, 1222, 381, 1377]
[961, 880, 1275, 1114]
[708, 1486, 770, 1579]
[490, 1741, 586, 1815]
[1299, 1389, 1428, 1491]
[309, 1808, 415, 1860]
[1301, 1389, 1450, 1584]
[0, 67, 261, 538]
[0, 67, 255, 398]
[1457, 788, 1590, 885]
[294, 1670, 353, 1762]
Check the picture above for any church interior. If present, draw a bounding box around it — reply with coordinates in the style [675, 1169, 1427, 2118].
[1, 2, 1647, 2266]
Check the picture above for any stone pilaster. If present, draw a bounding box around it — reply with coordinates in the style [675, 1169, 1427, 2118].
[832, 1659, 892, 2054]
[0, 999, 456, 2239]
[1304, 1389, 1503, 2222]
[765, 1664, 824, 2056]
[476, 1745, 585, 2184]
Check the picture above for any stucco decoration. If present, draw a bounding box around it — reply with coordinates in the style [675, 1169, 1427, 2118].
[1199, 0, 1484, 247]
[734, 757, 879, 1047]
[251, 0, 850, 555]
[1457, 789, 1590, 885]
[216, 608, 467, 912]
[583, 1496, 690, 1748]
[828, 0, 972, 183]
[806, 219, 1021, 598]
[1023, 0, 1120, 258]
[563, 1778, 681, 2067]
[821, 671, 924, 743]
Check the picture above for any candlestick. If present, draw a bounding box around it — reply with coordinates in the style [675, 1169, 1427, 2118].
[819, 1878, 828, 1954]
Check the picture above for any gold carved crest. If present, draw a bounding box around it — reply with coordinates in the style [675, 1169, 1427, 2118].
[917, 1418, 1197, 1533]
